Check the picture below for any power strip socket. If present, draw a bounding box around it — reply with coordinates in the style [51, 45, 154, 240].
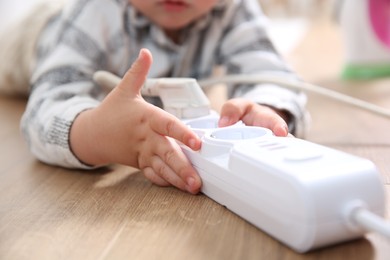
[92, 70, 388, 252]
[180, 113, 386, 253]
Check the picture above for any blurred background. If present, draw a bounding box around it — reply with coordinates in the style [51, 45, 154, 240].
[1, 0, 388, 84]
[260, 0, 342, 82]
[0, 0, 340, 81]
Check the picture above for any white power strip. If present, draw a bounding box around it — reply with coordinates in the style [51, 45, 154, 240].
[93, 70, 390, 253]
[181, 113, 386, 253]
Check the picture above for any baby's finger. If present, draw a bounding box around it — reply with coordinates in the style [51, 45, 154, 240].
[242, 107, 288, 137]
[143, 167, 170, 187]
[219, 98, 252, 127]
[150, 111, 201, 151]
[117, 48, 153, 98]
[154, 137, 201, 194]
[149, 155, 189, 192]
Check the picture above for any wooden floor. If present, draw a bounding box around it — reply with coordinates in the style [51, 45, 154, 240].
[1, 16, 390, 260]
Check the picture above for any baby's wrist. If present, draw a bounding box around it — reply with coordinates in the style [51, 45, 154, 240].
[69, 108, 109, 166]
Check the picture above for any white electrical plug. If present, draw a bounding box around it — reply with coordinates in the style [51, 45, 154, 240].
[93, 71, 210, 119]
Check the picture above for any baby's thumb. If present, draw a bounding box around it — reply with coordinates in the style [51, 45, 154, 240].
[118, 48, 153, 97]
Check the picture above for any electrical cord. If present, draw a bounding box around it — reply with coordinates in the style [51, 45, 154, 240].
[198, 74, 390, 119]
[347, 204, 390, 239]
[95, 70, 390, 119]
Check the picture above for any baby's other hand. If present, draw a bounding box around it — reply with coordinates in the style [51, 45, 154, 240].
[218, 98, 289, 137]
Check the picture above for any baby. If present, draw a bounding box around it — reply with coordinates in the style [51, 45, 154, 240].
[2, 0, 307, 194]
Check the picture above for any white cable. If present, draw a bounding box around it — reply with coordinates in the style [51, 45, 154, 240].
[94, 71, 390, 119]
[93, 70, 120, 89]
[198, 74, 390, 119]
[349, 206, 390, 239]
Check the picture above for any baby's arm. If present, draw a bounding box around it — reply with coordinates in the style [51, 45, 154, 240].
[70, 49, 202, 194]
[20, 1, 203, 193]
[217, 1, 308, 136]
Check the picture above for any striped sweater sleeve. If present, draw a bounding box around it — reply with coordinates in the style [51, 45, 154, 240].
[21, 0, 126, 168]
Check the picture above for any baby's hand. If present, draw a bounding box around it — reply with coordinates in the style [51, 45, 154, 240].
[70, 49, 202, 194]
[218, 98, 289, 137]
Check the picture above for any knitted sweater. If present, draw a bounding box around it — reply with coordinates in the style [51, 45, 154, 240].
[21, 0, 308, 169]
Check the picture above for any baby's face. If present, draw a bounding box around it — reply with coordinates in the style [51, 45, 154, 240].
[130, 0, 219, 30]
